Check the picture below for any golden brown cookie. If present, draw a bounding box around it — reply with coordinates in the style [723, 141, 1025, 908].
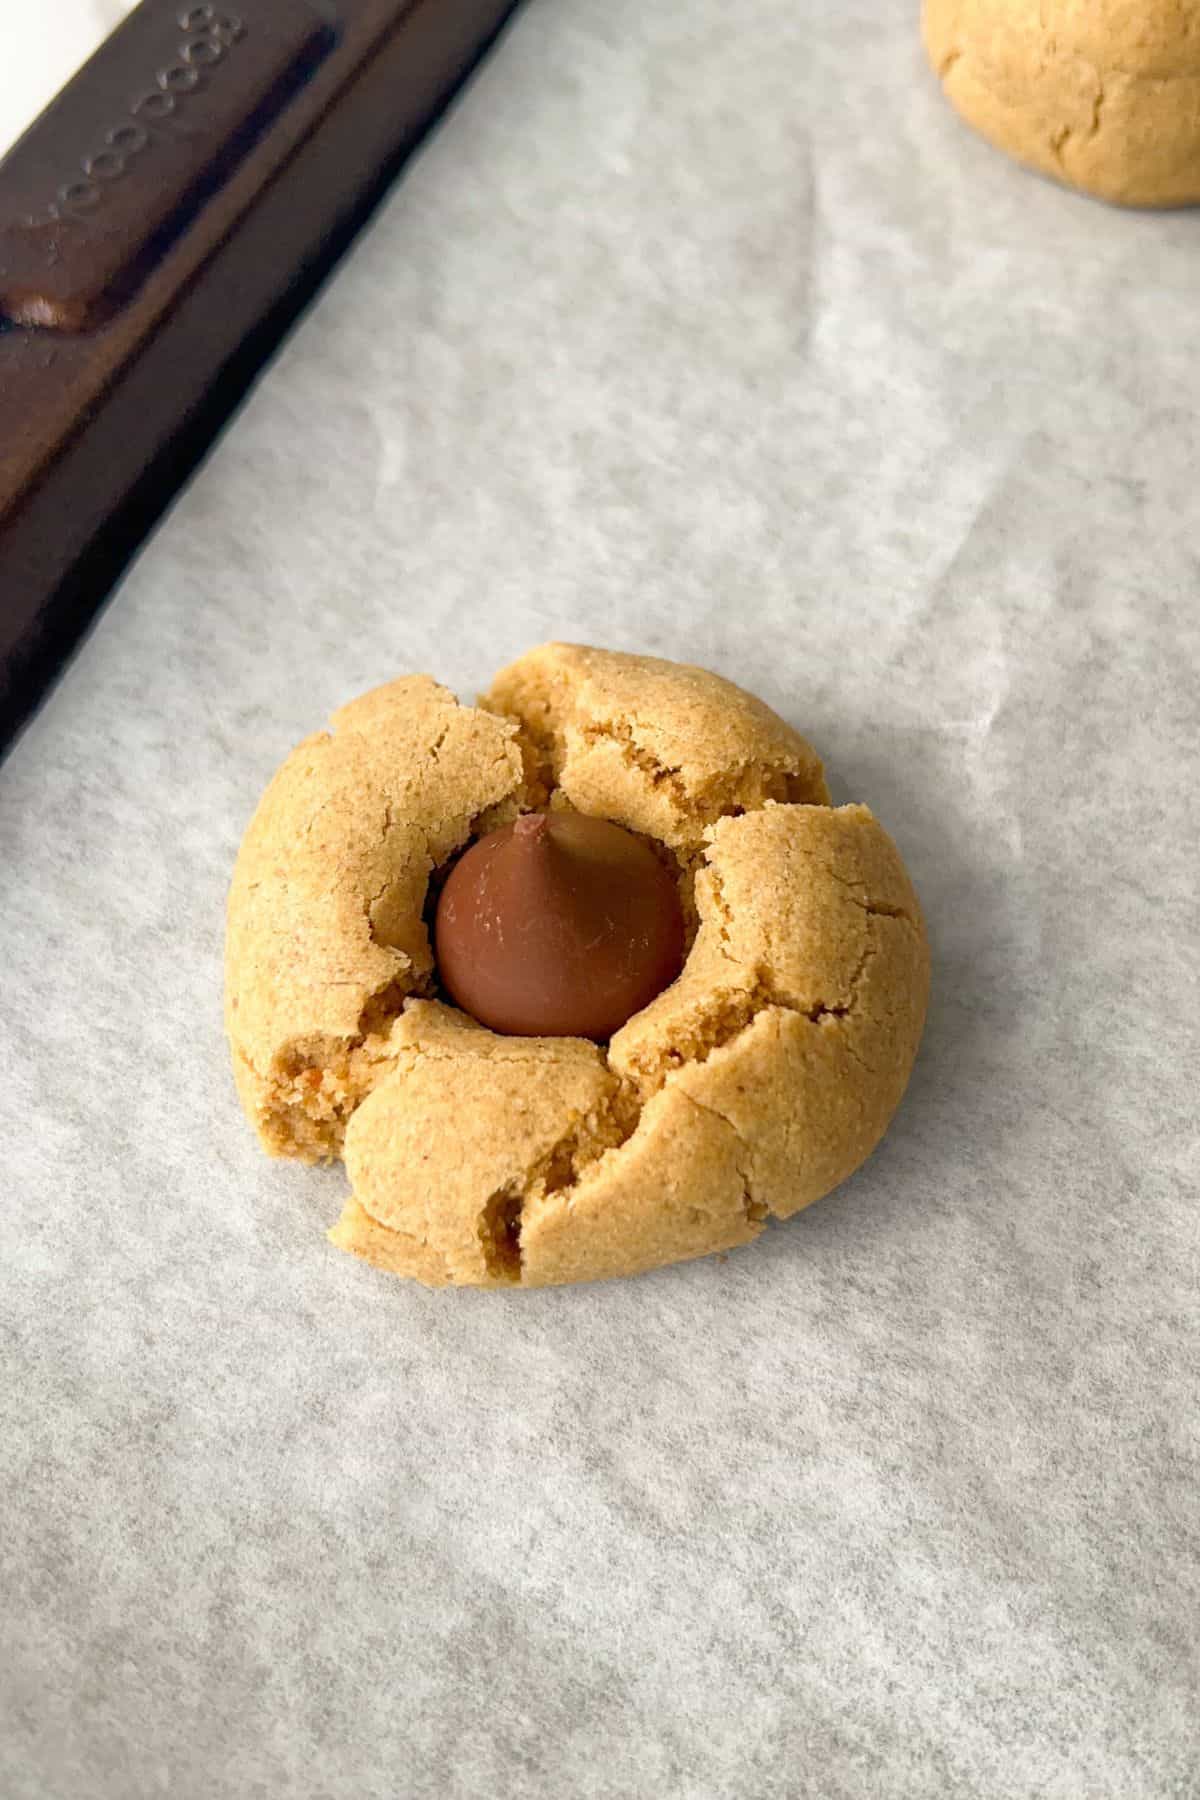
[226, 646, 929, 1288]
[924, 0, 1200, 208]
[224, 675, 527, 1159]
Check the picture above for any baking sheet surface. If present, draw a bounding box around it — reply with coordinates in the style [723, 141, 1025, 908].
[2, 3, 1197, 1795]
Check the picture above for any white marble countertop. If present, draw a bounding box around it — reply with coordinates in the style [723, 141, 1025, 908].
[2, 4, 1198, 1798]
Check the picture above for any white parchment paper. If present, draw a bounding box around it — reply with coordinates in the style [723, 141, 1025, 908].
[2, 3, 1197, 1796]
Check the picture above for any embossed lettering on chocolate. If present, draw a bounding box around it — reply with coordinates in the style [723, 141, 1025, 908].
[0, 4, 335, 330]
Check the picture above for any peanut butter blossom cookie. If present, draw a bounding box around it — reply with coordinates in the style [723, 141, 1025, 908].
[924, 0, 1200, 208]
[225, 645, 929, 1288]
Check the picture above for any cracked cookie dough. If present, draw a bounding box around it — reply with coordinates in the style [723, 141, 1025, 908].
[225, 644, 929, 1288]
[924, 0, 1200, 207]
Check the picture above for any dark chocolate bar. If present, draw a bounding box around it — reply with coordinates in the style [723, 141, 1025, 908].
[0, 0, 520, 755]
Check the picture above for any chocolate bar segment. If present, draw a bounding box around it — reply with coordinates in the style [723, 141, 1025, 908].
[0, 0, 521, 756]
[0, 2, 335, 330]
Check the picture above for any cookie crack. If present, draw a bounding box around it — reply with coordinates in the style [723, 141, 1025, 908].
[232, 1038, 267, 1085]
[580, 718, 690, 809]
[792, 928, 881, 1024]
[578, 720, 824, 832]
[672, 1092, 768, 1228]
[627, 911, 885, 1102]
[362, 800, 410, 924]
[706, 862, 736, 959]
[478, 1186, 523, 1283]
[462, 1078, 641, 1283]
[353, 1044, 631, 1231]
[790, 843, 917, 920]
[1088, 82, 1107, 140]
[333, 1203, 453, 1286]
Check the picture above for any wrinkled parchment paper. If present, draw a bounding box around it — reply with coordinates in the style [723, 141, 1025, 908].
[2, 3, 1197, 1795]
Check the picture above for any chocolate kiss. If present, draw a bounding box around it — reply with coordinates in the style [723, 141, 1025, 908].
[434, 811, 685, 1039]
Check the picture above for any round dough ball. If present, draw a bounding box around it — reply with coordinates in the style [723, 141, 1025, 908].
[225, 645, 929, 1289]
[924, 0, 1200, 207]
